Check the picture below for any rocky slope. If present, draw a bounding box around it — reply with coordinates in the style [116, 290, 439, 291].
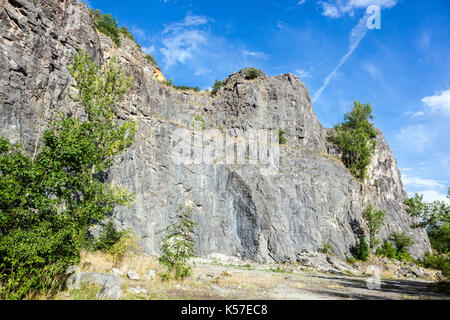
[0, 0, 431, 263]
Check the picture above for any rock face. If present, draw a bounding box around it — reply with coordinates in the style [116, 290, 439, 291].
[0, 0, 430, 263]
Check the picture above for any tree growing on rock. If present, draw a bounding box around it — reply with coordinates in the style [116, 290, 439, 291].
[328, 101, 378, 181]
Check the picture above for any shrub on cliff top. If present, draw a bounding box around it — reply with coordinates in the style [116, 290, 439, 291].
[245, 68, 259, 80]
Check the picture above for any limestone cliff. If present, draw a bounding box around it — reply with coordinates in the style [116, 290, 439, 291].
[0, 0, 431, 262]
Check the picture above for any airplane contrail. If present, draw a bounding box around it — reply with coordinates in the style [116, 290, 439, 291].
[312, 13, 370, 103]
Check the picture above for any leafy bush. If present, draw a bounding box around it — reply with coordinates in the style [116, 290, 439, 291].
[245, 68, 259, 80]
[352, 235, 370, 261]
[89, 9, 141, 48]
[320, 243, 333, 254]
[89, 9, 122, 47]
[376, 240, 397, 259]
[211, 80, 224, 95]
[389, 232, 414, 255]
[328, 101, 378, 181]
[94, 221, 125, 252]
[362, 204, 386, 250]
[279, 129, 287, 145]
[145, 54, 158, 67]
[422, 252, 450, 278]
[159, 204, 196, 280]
[192, 115, 206, 130]
[173, 85, 200, 92]
[405, 192, 449, 254]
[162, 79, 200, 92]
[0, 51, 136, 299]
[107, 231, 139, 266]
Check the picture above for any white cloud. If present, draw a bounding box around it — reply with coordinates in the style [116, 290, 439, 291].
[160, 29, 208, 69]
[395, 125, 434, 152]
[242, 50, 268, 59]
[130, 25, 148, 41]
[411, 111, 425, 118]
[163, 14, 209, 34]
[319, 0, 398, 18]
[402, 174, 446, 189]
[142, 45, 155, 55]
[295, 69, 312, 78]
[419, 190, 449, 203]
[422, 89, 450, 116]
[159, 15, 210, 69]
[298, 0, 307, 5]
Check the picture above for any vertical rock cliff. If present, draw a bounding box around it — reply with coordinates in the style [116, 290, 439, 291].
[0, 0, 430, 262]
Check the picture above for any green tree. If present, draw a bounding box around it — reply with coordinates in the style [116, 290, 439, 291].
[328, 101, 378, 181]
[351, 235, 370, 261]
[405, 193, 450, 254]
[0, 50, 136, 299]
[159, 204, 196, 280]
[362, 204, 386, 250]
[211, 80, 224, 95]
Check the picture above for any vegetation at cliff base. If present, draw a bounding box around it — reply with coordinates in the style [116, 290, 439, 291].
[328, 101, 378, 181]
[362, 204, 386, 250]
[351, 235, 370, 261]
[405, 191, 450, 277]
[159, 204, 196, 280]
[0, 51, 136, 299]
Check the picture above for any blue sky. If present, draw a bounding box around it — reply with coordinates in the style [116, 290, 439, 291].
[85, 0, 450, 203]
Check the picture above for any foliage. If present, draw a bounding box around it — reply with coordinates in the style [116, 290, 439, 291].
[279, 129, 287, 145]
[362, 204, 386, 250]
[0, 51, 136, 299]
[107, 231, 139, 266]
[89, 9, 121, 47]
[328, 101, 378, 181]
[376, 233, 414, 262]
[144, 54, 158, 67]
[159, 204, 196, 280]
[162, 79, 200, 92]
[89, 9, 140, 48]
[245, 68, 259, 80]
[351, 235, 370, 261]
[119, 26, 136, 43]
[93, 221, 125, 252]
[405, 192, 450, 254]
[192, 115, 206, 131]
[389, 232, 414, 261]
[211, 80, 224, 96]
[405, 191, 450, 276]
[422, 252, 450, 279]
[320, 243, 333, 254]
[376, 240, 397, 259]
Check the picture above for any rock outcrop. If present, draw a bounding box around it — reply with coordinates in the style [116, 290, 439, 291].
[0, 0, 431, 263]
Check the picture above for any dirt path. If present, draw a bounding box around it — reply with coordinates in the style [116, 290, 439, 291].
[189, 260, 449, 300]
[57, 253, 450, 300]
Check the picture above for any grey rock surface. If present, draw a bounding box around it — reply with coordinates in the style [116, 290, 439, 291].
[66, 272, 123, 290]
[0, 0, 431, 267]
[127, 270, 140, 281]
[97, 284, 123, 300]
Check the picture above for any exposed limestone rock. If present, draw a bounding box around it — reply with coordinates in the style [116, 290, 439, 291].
[0, 0, 431, 267]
